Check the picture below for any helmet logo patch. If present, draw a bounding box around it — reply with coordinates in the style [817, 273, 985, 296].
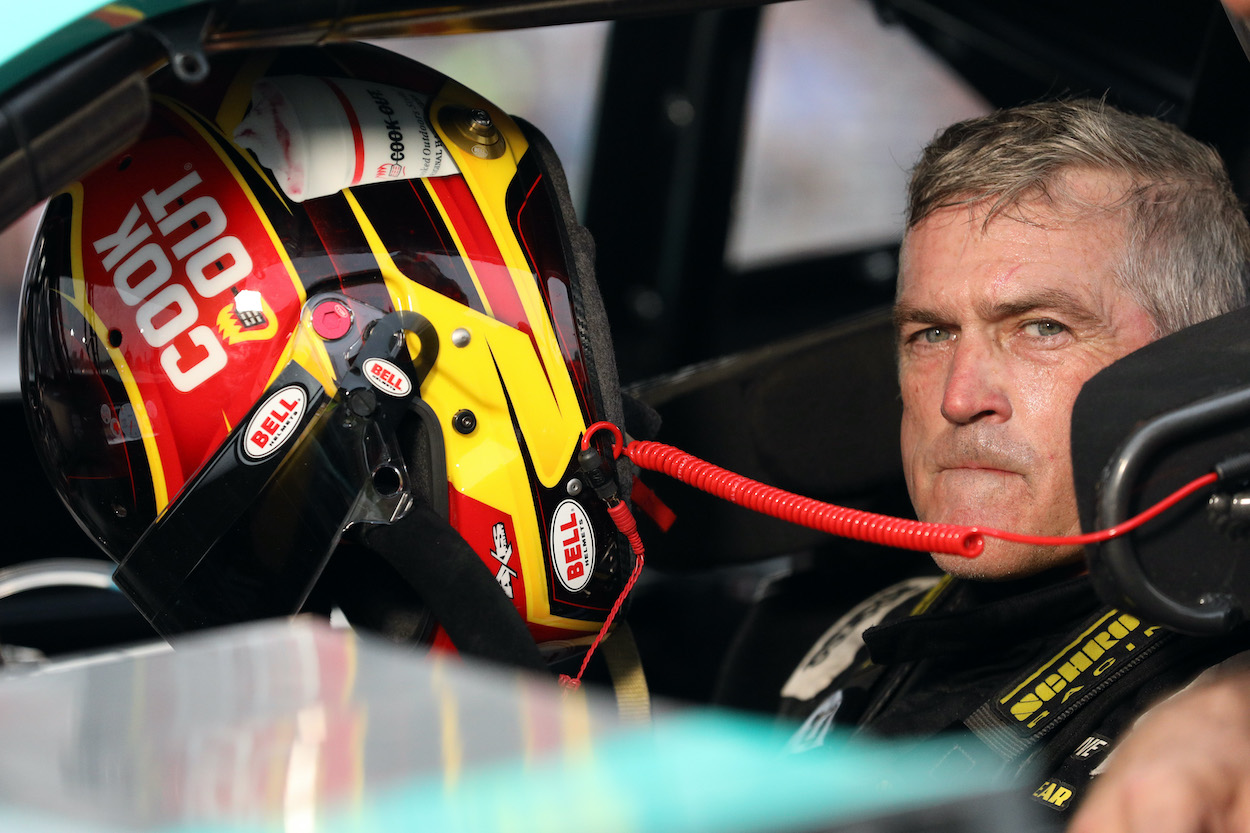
[551, 499, 595, 593]
[233, 77, 460, 203]
[363, 358, 411, 397]
[90, 168, 254, 393]
[489, 522, 517, 599]
[242, 385, 307, 460]
[216, 289, 277, 344]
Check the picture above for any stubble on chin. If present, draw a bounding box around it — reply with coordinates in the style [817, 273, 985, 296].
[909, 429, 1089, 580]
[931, 535, 1084, 581]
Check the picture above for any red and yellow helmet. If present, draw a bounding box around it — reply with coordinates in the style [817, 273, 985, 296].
[20, 44, 631, 665]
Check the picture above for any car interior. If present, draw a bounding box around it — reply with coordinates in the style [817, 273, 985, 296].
[2, 0, 1250, 718]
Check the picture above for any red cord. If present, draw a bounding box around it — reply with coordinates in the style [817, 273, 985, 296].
[558, 422, 1219, 690]
[580, 422, 1221, 558]
[559, 502, 645, 691]
[625, 439, 984, 557]
[580, 421, 623, 455]
[970, 471, 1219, 547]
[558, 419, 645, 690]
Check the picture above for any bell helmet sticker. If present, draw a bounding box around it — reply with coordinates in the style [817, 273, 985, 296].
[551, 499, 595, 593]
[242, 385, 307, 460]
[362, 357, 411, 397]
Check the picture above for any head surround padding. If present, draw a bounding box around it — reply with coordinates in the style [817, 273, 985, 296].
[1074, 304, 1250, 633]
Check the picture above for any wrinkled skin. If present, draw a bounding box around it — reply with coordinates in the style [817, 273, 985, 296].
[896, 173, 1156, 580]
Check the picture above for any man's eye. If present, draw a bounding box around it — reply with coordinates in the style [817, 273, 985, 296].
[916, 327, 952, 344]
[1024, 320, 1067, 337]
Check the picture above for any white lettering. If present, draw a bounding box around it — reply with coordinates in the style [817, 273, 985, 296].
[161, 326, 228, 392]
[186, 235, 252, 297]
[1073, 736, 1109, 759]
[112, 242, 172, 306]
[142, 171, 202, 221]
[93, 204, 152, 271]
[158, 195, 227, 260]
[97, 167, 259, 392]
[136, 283, 198, 348]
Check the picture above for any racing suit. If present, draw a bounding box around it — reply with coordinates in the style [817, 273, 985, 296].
[778, 569, 1250, 818]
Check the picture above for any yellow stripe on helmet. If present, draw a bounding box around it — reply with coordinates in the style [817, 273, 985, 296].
[62, 182, 171, 511]
[428, 82, 588, 488]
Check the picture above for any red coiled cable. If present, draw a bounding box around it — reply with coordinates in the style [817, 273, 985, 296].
[625, 439, 984, 557]
[559, 422, 1219, 690]
[582, 421, 1220, 559]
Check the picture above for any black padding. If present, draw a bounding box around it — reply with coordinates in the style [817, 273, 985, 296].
[626, 307, 914, 569]
[1073, 305, 1250, 630]
[622, 391, 662, 441]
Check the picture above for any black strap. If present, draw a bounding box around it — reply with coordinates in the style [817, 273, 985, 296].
[963, 607, 1170, 765]
[360, 502, 547, 672]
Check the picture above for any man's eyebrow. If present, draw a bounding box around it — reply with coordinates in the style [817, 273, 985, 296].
[892, 304, 946, 331]
[977, 288, 1101, 326]
[893, 289, 1105, 337]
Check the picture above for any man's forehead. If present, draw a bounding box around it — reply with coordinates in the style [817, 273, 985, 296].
[896, 203, 1134, 325]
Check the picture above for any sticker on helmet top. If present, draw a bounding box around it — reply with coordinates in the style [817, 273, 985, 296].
[233, 76, 460, 203]
[242, 385, 307, 460]
[362, 358, 411, 396]
[550, 499, 595, 593]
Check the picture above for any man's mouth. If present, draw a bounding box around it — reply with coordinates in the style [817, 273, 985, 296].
[944, 463, 1016, 474]
[925, 433, 1036, 481]
[935, 459, 1022, 478]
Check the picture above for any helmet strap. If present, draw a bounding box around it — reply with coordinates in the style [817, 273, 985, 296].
[358, 502, 546, 671]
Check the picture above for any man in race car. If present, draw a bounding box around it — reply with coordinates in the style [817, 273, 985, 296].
[779, 97, 1250, 821]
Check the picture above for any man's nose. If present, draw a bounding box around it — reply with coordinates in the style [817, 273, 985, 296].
[940, 339, 1012, 424]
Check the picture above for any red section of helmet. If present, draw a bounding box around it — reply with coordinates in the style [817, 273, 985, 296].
[348, 178, 485, 312]
[447, 488, 528, 622]
[78, 104, 303, 499]
[425, 176, 540, 347]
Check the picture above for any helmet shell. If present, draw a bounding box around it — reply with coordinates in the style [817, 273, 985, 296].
[21, 45, 629, 649]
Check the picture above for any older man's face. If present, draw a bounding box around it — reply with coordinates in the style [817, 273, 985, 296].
[896, 174, 1158, 579]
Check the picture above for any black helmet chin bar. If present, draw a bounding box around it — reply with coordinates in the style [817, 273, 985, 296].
[113, 309, 544, 669]
[1075, 305, 1250, 636]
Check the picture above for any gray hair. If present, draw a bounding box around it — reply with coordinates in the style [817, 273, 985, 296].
[907, 98, 1250, 335]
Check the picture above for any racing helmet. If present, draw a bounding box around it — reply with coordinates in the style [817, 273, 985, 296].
[19, 43, 631, 666]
